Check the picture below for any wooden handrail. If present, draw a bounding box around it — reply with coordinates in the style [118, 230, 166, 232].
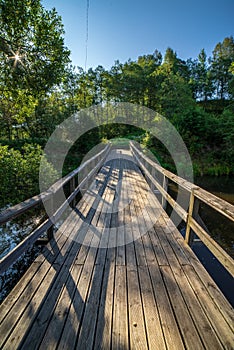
[0, 144, 111, 224]
[0, 143, 111, 274]
[130, 141, 234, 277]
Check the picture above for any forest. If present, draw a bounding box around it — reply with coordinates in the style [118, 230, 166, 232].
[0, 0, 234, 207]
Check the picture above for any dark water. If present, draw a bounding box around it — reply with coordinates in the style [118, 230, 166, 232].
[169, 176, 234, 307]
[0, 214, 44, 303]
[195, 176, 234, 205]
[195, 176, 234, 258]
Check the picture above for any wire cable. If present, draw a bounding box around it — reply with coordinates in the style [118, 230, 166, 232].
[85, 0, 89, 71]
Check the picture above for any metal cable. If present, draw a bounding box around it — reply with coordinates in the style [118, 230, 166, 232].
[85, 0, 89, 71]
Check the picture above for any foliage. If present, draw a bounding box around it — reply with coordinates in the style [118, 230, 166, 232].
[0, 0, 233, 208]
[0, 0, 70, 94]
[0, 144, 58, 206]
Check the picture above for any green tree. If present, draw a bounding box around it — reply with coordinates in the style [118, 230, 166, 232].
[187, 49, 213, 100]
[0, 0, 70, 95]
[164, 47, 189, 79]
[210, 36, 234, 100]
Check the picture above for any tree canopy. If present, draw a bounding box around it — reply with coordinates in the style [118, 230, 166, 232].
[0, 0, 233, 206]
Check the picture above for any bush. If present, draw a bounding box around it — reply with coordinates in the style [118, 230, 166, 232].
[0, 144, 58, 207]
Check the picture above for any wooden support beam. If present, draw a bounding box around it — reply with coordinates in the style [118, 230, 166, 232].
[185, 188, 199, 246]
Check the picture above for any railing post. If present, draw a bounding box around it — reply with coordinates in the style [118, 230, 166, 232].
[150, 167, 156, 191]
[47, 194, 54, 240]
[185, 187, 199, 246]
[70, 177, 76, 208]
[162, 175, 168, 209]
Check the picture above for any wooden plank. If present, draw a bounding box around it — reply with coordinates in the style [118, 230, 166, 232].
[131, 170, 169, 266]
[136, 154, 188, 221]
[124, 166, 137, 268]
[0, 191, 91, 324]
[0, 261, 41, 323]
[115, 159, 126, 266]
[2, 264, 59, 349]
[183, 264, 234, 349]
[141, 231, 157, 265]
[141, 202, 226, 349]
[0, 162, 104, 275]
[93, 250, 115, 350]
[190, 217, 234, 277]
[169, 225, 234, 329]
[128, 165, 147, 267]
[194, 187, 234, 223]
[56, 249, 97, 350]
[112, 265, 128, 349]
[6, 239, 82, 349]
[160, 265, 204, 349]
[58, 161, 114, 350]
[158, 223, 189, 266]
[94, 158, 118, 348]
[148, 263, 185, 349]
[95, 161, 118, 264]
[131, 140, 234, 224]
[116, 226, 125, 266]
[171, 264, 223, 349]
[0, 258, 61, 348]
[38, 264, 83, 350]
[127, 266, 148, 349]
[0, 180, 99, 349]
[138, 266, 166, 349]
[148, 229, 169, 266]
[75, 159, 118, 349]
[145, 197, 189, 266]
[75, 263, 105, 349]
[75, 164, 110, 264]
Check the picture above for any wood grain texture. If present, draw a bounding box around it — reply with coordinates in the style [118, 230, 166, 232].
[0, 149, 233, 350]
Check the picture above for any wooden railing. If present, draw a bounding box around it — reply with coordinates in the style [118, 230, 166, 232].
[0, 144, 111, 274]
[130, 141, 234, 277]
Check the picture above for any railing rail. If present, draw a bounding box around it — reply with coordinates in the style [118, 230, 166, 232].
[130, 141, 234, 277]
[0, 143, 111, 274]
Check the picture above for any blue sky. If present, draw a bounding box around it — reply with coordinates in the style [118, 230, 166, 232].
[42, 0, 234, 70]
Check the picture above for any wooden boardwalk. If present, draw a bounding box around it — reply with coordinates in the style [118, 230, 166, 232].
[0, 150, 233, 349]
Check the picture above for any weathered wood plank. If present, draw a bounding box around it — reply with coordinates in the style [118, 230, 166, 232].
[148, 263, 185, 349]
[171, 264, 223, 349]
[190, 217, 234, 276]
[183, 264, 234, 349]
[75, 263, 105, 349]
[93, 249, 115, 350]
[160, 265, 204, 349]
[56, 249, 97, 350]
[130, 141, 234, 278]
[138, 266, 166, 350]
[169, 224, 234, 330]
[0, 178, 99, 349]
[0, 192, 90, 326]
[127, 266, 148, 350]
[38, 264, 82, 350]
[0, 149, 233, 350]
[112, 265, 128, 349]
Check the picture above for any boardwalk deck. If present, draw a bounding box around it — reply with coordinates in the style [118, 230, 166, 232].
[0, 149, 233, 349]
